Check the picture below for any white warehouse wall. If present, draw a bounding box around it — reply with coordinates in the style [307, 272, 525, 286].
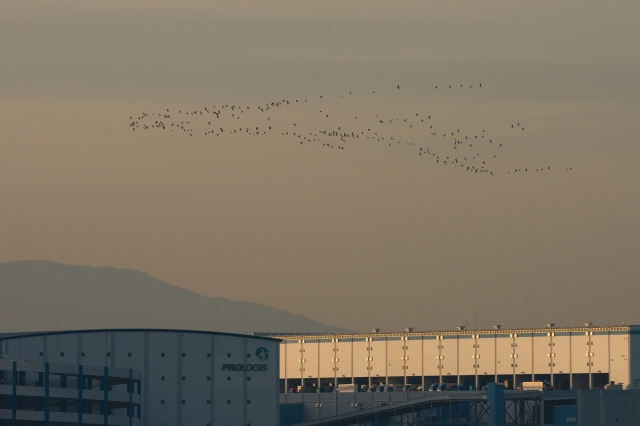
[0, 330, 279, 426]
[273, 325, 640, 391]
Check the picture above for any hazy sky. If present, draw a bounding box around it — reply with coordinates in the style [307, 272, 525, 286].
[1, 1, 639, 333]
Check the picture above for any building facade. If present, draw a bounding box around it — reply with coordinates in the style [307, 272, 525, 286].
[0, 330, 280, 426]
[0, 359, 141, 426]
[269, 325, 640, 392]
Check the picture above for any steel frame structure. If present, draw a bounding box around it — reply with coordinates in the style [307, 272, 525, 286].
[292, 394, 541, 426]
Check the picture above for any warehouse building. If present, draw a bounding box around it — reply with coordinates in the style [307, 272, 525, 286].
[268, 324, 640, 392]
[0, 329, 280, 426]
[0, 359, 141, 426]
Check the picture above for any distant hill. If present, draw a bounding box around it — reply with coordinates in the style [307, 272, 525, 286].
[0, 260, 349, 334]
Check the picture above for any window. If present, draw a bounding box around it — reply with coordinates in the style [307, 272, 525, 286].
[182, 376, 186, 381]
[207, 400, 211, 404]
[247, 400, 251, 404]
[227, 353, 231, 358]
[39, 352, 43, 356]
[60, 352, 64, 357]
[207, 353, 211, 358]
[106, 352, 111, 357]
[161, 353, 165, 357]
[182, 400, 185, 404]
[161, 400, 165, 404]
[161, 376, 165, 380]
[128, 352, 132, 357]
[81, 352, 85, 357]
[227, 377, 231, 381]
[207, 376, 211, 381]
[227, 400, 231, 404]
[247, 353, 251, 358]
[247, 377, 251, 381]
[182, 353, 186, 358]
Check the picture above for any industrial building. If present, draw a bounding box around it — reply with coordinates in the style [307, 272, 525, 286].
[268, 325, 640, 393]
[0, 329, 280, 426]
[0, 359, 141, 426]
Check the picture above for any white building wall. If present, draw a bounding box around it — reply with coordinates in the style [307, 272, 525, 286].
[458, 335, 475, 377]
[335, 338, 352, 379]
[440, 335, 458, 378]
[369, 338, 386, 379]
[271, 326, 637, 391]
[532, 332, 550, 377]
[386, 337, 405, 378]
[284, 340, 301, 381]
[513, 333, 530, 376]
[0, 330, 279, 426]
[495, 334, 513, 376]
[405, 336, 423, 378]
[302, 339, 319, 384]
[553, 332, 571, 374]
[610, 331, 630, 386]
[352, 338, 369, 378]
[318, 338, 334, 379]
[80, 331, 109, 368]
[477, 334, 496, 377]
[591, 331, 610, 374]
[571, 332, 590, 374]
[423, 337, 439, 377]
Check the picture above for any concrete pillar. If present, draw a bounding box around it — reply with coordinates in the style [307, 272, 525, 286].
[488, 382, 505, 426]
[539, 396, 544, 426]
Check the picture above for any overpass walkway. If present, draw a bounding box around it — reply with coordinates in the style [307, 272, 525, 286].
[288, 390, 542, 426]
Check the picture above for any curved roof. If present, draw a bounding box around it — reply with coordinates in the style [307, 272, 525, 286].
[0, 328, 279, 342]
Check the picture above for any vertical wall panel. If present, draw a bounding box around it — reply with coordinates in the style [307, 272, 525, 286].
[515, 333, 533, 376]
[495, 334, 513, 376]
[477, 334, 496, 377]
[458, 335, 475, 376]
[440, 335, 458, 378]
[301, 340, 319, 385]
[352, 338, 369, 379]
[386, 337, 405, 378]
[405, 336, 423, 378]
[284, 340, 302, 381]
[609, 331, 630, 387]
[423, 337, 440, 377]
[571, 332, 590, 374]
[532, 333, 550, 376]
[553, 332, 571, 374]
[369, 338, 386, 379]
[335, 339, 352, 380]
[318, 339, 334, 380]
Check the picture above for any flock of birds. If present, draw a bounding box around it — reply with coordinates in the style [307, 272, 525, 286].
[128, 84, 574, 176]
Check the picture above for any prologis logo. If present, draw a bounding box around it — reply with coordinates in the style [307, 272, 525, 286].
[256, 347, 269, 361]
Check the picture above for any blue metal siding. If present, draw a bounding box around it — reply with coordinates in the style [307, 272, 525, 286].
[554, 405, 578, 426]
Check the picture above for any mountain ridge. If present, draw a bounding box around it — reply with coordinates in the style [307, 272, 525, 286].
[0, 260, 349, 334]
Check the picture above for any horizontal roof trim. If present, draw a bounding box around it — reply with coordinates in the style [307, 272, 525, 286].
[0, 328, 279, 343]
[269, 325, 637, 340]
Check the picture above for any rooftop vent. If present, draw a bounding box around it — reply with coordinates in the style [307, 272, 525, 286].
[405, 327, 414, 332]
[546, 323, 555, 328]
[584, 322, 593, 327]
[372, 328, 380, 333]
[493, 325, 502, 330]
[456, 326, 466, 331]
